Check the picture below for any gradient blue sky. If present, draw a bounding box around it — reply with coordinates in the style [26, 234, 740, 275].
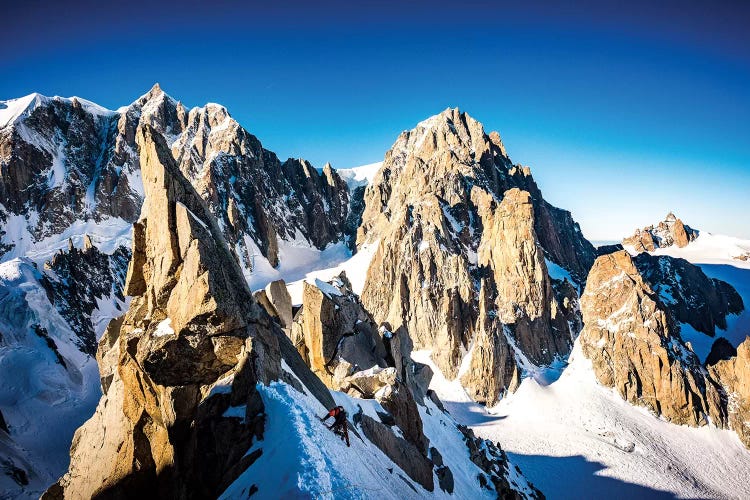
[2, 0, 748, 240]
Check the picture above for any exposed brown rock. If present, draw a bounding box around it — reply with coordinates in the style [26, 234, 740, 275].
[580, 251, 725, 427]
[46, 125, 285, 499]
[291, 274, 387, 390]
[358, 415, 434, 491]
[623, 212, 698, 251]
[265, 279, 293, 329]
[356, 109, 588, 405]
[708, 337, 750, 448]
[476, 188, 571, 366]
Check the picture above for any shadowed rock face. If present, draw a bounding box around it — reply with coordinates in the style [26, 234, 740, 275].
[633, 253, 744, 336]
[623, 212, 699, 252]
[356, 109, 591, 404]
[46, 125, 285, 499]
[0, 95, 141, 248]
[579, 251, 727, 428]
[708, 337, 750, 448]
[42, 242, 130, 354]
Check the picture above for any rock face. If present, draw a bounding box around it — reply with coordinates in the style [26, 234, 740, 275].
[357, 109, 594, 404]
[580, 251, 750, 444]
[623, 212, 699, 251]
[0, 86, 352, 275]
[633, 253, 744, 336]
[46, 125, 286, 498]
[290, 274, 387, 388]
[579, 250, 728, 428]
[0, 94, 141, 253]
[708, 337, 750, 447]
[43, 242, 130, 353]
[253, 279, 293, 330]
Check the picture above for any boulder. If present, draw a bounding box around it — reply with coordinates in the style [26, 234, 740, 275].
[265, 279, 293, 329]
[345, 366, 397, 398]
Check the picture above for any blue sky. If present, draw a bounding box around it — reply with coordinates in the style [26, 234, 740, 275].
[2, 0, 748, 240]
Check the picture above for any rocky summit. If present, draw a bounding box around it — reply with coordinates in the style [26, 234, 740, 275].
[357, 108, 593, 404]
[2, 87, 749, 499]
[623, 212, 699, 251]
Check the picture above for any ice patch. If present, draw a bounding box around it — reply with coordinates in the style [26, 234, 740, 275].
[153, 318, 174, 338]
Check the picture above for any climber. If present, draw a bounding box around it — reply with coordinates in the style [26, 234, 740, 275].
[320, 405, 350, 447]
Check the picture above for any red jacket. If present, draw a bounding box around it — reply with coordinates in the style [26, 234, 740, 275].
[323, 406, 346, 424]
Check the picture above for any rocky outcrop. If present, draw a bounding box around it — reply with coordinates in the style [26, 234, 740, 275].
[253, 279, 293, 330]
[46, 125, 286, 498]
[459, 425, 544, 498]
[708, 337, 750, 447]
[290, 274, 388, 389]
[580, 250, 726, 427]
[623, 212, 699, 251]
[289, 274, 436, 485]
[357, 414, 434, 491]
[633, 253, 744, 336]
[357, 109, 591, 404]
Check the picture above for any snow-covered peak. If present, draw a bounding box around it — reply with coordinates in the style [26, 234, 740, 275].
[336, 161, 383, 190]
[119, 83, 178, 115]
[415, 107, 465, 130]
[0, 93, 115, 129]
[0, 93, 46, 128]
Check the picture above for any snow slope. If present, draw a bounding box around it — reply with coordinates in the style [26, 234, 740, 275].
[285, 241, 379, 305]
[0, 259, 102, 498]
[0, 215, 133, 266]
[220, 371, 534, 498]
[419, 341, 750, 500]
[336, 162, 383, 190]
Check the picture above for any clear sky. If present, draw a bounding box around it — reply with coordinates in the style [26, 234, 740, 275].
[2, 0, 748, 240]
